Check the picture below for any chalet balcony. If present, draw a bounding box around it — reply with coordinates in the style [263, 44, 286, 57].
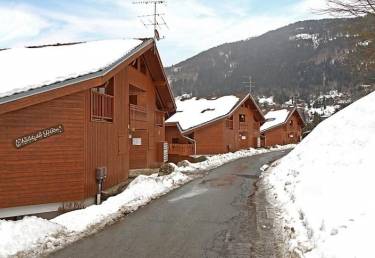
[130, 104, 147, 122]
[239, 122, 248, 131]
[169, 144, 195, 156]
[91, 91, 114, 122]
[155, 110, 165, 126]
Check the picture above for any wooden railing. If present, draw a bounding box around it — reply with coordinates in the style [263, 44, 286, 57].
[155, 110, 165, 126]
[91, 91, 114, 122]
[225, 119, 233, 129]
[169, 144, 195, 156]
[130, 104, 147, 121]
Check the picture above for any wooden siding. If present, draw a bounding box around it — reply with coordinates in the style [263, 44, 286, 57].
[262, 111, 303, 147]
[85, 69, 129, 197]
[0, 92, 85, 208]
[128, 61, 166, 169]
[166, 97, 264, 156]
[0, 46, 174, 211]
[165, 125, 190, 144]
[194, 120, 226, 154]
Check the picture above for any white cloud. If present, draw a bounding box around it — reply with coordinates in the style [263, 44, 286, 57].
[0, 6, 49, 45]
[0, 0, 335, 65]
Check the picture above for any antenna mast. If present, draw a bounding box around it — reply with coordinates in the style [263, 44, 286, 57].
[133, 0, 168, 41]
[241, 76, 255, 94]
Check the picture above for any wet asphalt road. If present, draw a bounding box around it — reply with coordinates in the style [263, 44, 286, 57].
[49, 150, 289, 258]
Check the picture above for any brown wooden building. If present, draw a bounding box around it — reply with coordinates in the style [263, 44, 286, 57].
[260, 108, 305, 147]
[0, 39, 175, 217]
[165, 94, 265, 160]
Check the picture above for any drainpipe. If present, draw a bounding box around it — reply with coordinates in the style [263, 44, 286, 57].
[192, 138, 197, 155]
[95, 167, 107, 205]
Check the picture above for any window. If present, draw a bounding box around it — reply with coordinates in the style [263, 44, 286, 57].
[172, 138, 179, 144]
[91, 78, 114, 122]
[289, 120, 294, 126]
[226, 117, 233, 129]
[129, 95, 138, 105]
[239, 114, 246, 122]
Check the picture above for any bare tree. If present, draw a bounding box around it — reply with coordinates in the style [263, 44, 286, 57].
[322, 0, 375, 17]
[320, 1, 375, 75]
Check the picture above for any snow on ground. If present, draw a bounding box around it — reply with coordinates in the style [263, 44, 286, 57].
[263, 91, 375, 257]
[0, 145, 294, 257]
[0, 217, 64, 258]
[0, 39, 143, 99]
[166, 95, 240, 131]
[307, 105, 339, 118]
[289, 33, 320, 49]
[260, 109, 290, 132]
[258, 96, 275, 106]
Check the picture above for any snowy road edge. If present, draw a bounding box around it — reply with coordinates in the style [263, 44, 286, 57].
[0, 145, 295, 258]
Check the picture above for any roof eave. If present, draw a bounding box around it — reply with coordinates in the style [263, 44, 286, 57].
[178, 94, 264, 134]
[0, 39, 154, 106]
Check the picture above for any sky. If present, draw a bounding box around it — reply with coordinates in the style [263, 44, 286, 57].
[0, 0, 330, 66]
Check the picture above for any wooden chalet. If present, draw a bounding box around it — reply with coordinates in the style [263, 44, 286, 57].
[165, 94, 265, 160]
[0, 38, 175, 218]
[260, 108, 305, 147]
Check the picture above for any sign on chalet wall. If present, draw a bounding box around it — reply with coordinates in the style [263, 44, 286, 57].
[15, 125, 64, 149]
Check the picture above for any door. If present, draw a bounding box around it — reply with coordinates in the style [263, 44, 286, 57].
[239, 132, 249, 150]
[129, 129, 149, 169]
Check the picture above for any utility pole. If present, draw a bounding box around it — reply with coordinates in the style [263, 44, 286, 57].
[241, 76, 255, 94]
[133, 0, 168, 41]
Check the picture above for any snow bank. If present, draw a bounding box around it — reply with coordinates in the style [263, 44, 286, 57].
[166, 95, 240, 131]
[178, 145, 295, 173]
[0, 217, 65, 258]
[0, 39, 143, 99]
[0, 144, 295, 257]
[52, 172, 191, 233]
[263, 91, 375, 257]
[0, 172, 191, 257]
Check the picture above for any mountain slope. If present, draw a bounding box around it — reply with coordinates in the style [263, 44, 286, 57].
[166, 16, 375, 103]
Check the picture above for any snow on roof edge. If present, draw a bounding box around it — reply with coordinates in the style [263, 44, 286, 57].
[260, 108, 304, 133]
[0, 38, 153, 105]
[166, 94, 263, 133]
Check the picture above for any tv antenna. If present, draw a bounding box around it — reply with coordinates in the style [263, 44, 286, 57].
[133, 0, 168, 41]
[242, 76, 255, 94]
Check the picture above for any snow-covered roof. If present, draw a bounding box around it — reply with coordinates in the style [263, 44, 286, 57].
[0, 39, 147, 103]
[166, 95, 241, 131]
[260, 109, 290, 132]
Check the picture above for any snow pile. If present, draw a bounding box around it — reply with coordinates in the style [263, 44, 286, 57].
[263, 91, 375, 257]
[0, 217, 65, 258]
[178, 145, 295, 173]
[0, 172, 191, 257]
[260, 109, 290, 132]
[166, 96, 240, 131]
[52, 172, 191, 233]
[0, 39, 143, 99]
